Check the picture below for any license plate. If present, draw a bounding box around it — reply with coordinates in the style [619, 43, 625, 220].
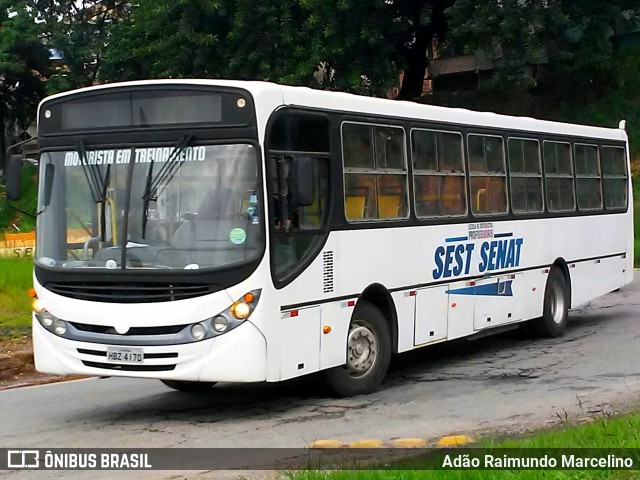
[106, 347, 144, 364]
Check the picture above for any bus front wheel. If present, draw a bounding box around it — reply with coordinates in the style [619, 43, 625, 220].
[531, 267, 569, 338]
[160, 380, 217, 392]
[323, 300, 391, 397]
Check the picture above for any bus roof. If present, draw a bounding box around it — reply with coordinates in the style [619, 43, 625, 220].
[39, 79, 627, 142]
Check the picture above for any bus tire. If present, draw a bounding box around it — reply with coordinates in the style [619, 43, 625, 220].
[160, 380, 216, 391]
[531, 267, 569, 338]
[323, 300, 391, 397]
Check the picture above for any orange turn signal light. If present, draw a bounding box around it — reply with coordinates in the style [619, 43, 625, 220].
[323, 326, 332, 334]
[244, 292, 255, 303]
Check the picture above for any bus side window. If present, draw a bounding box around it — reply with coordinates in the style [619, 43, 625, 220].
[508, 138, 543, 214]
[543, 141, 575, 212]
[468, 134, 507, 215]
[601, 146, 628, 210]
[343, 123, 408, 220]
[412, 129, 466, 218]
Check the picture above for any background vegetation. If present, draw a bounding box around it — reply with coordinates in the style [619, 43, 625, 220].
[1, 0, 639, 125]
[0, 258, 33, 339]
[1, 1, 639, 331]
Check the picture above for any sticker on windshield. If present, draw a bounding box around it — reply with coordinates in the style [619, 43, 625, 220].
[229, 228, 247, 245]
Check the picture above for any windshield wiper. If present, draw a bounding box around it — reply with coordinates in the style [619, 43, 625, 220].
[76, 139, 103, 204]
[76, 139, 111, 241]
[141, 134, 194, 238]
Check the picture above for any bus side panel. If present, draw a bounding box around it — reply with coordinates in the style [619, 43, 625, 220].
[320, 301, 352, 370]
[413, 286, 447, 346]
[394, 289, 418, 352]
[271, 235, 353, 380]
[446, 279, 475, 341]
[515, 269, 545, 321]
[571, 256, 627, 308]
[279, 306, 321, 381]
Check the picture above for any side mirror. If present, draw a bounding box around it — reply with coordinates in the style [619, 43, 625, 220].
[292, 156, 314, 207]
[43, 163, 55, 207]
[5, 155, 23, 201]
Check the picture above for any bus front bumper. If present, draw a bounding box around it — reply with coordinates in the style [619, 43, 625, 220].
[32, 318, 267, 383]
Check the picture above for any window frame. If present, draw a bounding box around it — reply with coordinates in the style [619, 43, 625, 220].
[507, 136, 544, 214]
[600, 144, 628, 211]
[341, 121, 409, 222]
[466, 132, 508, 216]
[410, 127, 467, 218]
[542, 140, 576, 213]
[573, 142, 603, 211]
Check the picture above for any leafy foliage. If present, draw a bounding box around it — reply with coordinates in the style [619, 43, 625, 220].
[33, 0, 130, 92]
[101, 0, 399, 95]
[446, 0, 640, 90]
[0, 0, 50, 130]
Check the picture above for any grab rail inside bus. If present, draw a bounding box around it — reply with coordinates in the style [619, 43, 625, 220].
[476, 188, 487, 212]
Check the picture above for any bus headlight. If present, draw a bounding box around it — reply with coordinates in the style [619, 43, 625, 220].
[35, 305, 65, 335]
[231, 302, 251, 320]
[39, 311, 56, 328]
[212, 316, 228, 333]
[201, 289, 261, 339]
[53, 320, 67, 336]
[181, 290, 261, 342]
[190, 323, 206, 340]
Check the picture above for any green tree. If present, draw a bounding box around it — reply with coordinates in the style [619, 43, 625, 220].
[101, 0, 399, 95]
[33, 0, 130, 92]
[0, 0, 50, 171]
[445, 0, 640, 92]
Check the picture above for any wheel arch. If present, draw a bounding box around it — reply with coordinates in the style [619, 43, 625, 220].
[356, 283, 398, 354]
[552, 257, 572, 308]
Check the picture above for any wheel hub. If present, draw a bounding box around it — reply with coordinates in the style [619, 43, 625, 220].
[346, 325, 377, 377]
[550, 281, 565, 324]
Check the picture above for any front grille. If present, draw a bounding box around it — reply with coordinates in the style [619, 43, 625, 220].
[82, 360, 176, 372]
[71, 323, 187, 336]
[77, 349, 178, 359]
[46, 282, 215, 303]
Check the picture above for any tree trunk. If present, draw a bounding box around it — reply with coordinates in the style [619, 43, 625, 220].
[397, 26, 429, 100]
[397, 0, 451, 100]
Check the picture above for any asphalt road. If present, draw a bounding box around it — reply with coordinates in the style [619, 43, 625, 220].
[2, 273, 640, 478]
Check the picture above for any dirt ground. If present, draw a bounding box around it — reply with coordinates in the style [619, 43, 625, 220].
[0, 337, 84, 390]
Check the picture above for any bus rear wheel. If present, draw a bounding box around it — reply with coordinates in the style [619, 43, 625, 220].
[160, 380, 217, 391]
[531, 267, 569, 338]
[323, 300, 391, 397]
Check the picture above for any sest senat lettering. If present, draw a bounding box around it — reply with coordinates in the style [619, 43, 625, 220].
[433, 237, 523, 280]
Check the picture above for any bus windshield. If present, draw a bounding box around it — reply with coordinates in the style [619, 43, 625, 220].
[36, 143, 263, 271]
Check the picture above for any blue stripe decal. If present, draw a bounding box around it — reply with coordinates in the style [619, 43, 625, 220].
[445, 236, 468, 243]
[494, 233, 513, 238]
[447, 280, 513, 297]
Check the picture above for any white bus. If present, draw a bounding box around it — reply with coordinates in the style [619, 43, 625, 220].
[7, 80, 633, 396]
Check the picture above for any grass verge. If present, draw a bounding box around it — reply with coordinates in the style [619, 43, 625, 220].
[289, 410, 640, 480]
[0, 258, 33, 340]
